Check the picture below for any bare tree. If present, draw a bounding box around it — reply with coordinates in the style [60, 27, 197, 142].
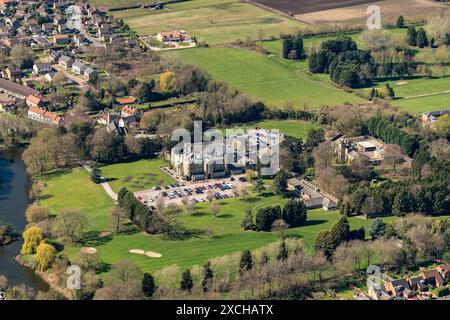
[272, 219, 289, 239]
[210, 202, 220, 218]
[382, 144, 404, 174]
[109, 207, 127, 234]
[206, 190, 214, 205]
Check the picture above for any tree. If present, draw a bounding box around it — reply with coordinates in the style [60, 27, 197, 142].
[138, 80, 155, 103]
[239, 249, 253, 272]
[382, 144, 404, 174]
[282, 38, 293, 59]
[210, 202, 220, 218]
[34, 242, 56, 271]
[255, 206, 281, 231]
[416, 28, 429, 48]
[254, 175, 265, 196]
[109, 207, 127, 234]
[201, 261, 214, 292]
[52, 208, 89, 243]
[104, 260, 143, 300]
[25, 204, 49, 224]
[282, 199, 307, 227]
[10, 44, 34, 69]
[241, 210, 255, 230]
[272, 170, 288, 195]
[272, 219, 289, 239]
[396, 15, 405, 28]
[21, 226, 43, 254]
[206, 190, 214, 204]
[90, 166, 102, 184]
[142, 273, 156, 297]
[180, 269, 193, 291]
[312, 141, 335, 170]
[277, 241, 289, 261]
[159, 71, 176, 91]
[369, 219, 387, 240]
[434, 114, 450, 139]
[407, 26, 417, 46]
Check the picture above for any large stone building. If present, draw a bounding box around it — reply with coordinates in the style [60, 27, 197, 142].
[335, 136, 385, 165]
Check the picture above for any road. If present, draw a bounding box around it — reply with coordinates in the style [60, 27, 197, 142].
[52, 64, 89, 87]
[66, 4, 105, 48]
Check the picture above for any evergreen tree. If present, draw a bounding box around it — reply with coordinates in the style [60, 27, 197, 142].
[282, 199, 307, 227]
[292, 36, 304, 60]
[396, 15, 405, 28]
[142, 273, 156, 297]
[254, 175, 265, 196]
[239, 249, 253, 272]
[340, 199, 351, 216]
[369, 219, 387, 240]
[407, 26, 417, 46]
[282, 38, 293, 59]
[277, 241, 289, 261]
[273, 170, 288, 195]
[416, 28, 429, 48]
[260, 251, 270, 265]
[241, 210, 255, 230]
[180, 269, 193, 291]
[201, 261, 214, 292]
[329, 216, 350, 247]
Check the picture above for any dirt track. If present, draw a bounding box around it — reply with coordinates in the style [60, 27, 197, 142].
[249, 0, 376, 14]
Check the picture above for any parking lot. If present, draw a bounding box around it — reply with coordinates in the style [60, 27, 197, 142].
[134, 175, 252, 208]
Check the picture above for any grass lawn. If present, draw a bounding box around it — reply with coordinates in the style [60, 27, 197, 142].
[226, 119, 321, 140]
[112, 0, 310, 45]
[40, 168, 115, 231]
[66, 192, 396, 274]
[177, 47, 364, 108]
[88, 0, 157, 8]
[100, 158, 175, 193]
[390, 92, 450, 113]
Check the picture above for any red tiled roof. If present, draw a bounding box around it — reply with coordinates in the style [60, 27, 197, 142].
[121, 105, 138, 116]
[27, 95, 42, 105]
[28, 106, 62, 124]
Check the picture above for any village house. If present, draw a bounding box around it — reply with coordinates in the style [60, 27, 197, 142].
[0, 78, 41, 99]
[44, 71, 57, 83]
[72, 60, 87, 74]
[421, 108, 450, 124]
[41, 22, 54, 34]
[84, 67, 98, 82]
[33, 62, 53, 75]
[116, 96, 137, 105]
[26, 95, 47, 108]
[53, 34, 70, 45]
[73, 34, 85, 46]
[4, 65, 21, 80]
[0, 92, 16, 112]
[58, 55, 74, 70]
[335, 136, 385, 165]
[49, 50, 60, 62]
[156, 30, 193, 43]
[419, 269, 445, 288]
[287, 178, 337, 211]
[0, 0, 17, 7]
[33, 37, 52, 48]
[27, 105, 62, 126]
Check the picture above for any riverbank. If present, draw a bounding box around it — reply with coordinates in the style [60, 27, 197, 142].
[0, 147, 49, 292]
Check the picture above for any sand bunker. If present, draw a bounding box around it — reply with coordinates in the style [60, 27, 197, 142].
[145, 251, 162, 258]
[81, 247, 97, 254]
[396, 81, 408, 86]
[129, 249, 162, 258]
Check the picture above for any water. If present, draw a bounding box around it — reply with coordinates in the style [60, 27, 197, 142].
[0, 147, 49, 292]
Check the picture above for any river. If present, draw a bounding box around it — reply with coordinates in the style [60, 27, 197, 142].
[0, 147, 49, 292]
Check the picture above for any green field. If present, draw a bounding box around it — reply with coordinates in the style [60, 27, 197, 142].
[40, 166, 398, 274]
[228, 120, 321, 140]
[89, 0, 156, 8]
[40, 168, 115, 231]
[178, 47, 364, 108]
[100, 158, 175, 193]
[112, 0, 310, 45]
[391, 92, 450, 113]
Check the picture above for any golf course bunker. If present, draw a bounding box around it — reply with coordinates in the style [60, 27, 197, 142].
[396, 81, 408, 86]
[81, 247, 97, 254]
[129, 249, 162, 258]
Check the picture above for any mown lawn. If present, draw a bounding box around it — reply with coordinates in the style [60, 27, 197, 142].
[89, 0, 156, 8]
[391, 92, 450, 113]
[112, 0, 310, 45]
[226, 119, 321, 140]
[40, 168, 115, 231]
[100, 158, 175, 193]
[178, 47, 364, 108]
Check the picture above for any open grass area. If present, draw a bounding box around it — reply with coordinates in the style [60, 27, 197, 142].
[39, 167, 398, 274]
[69, 194, 397, 274]
[228, 119, 321, 140]
[40, 168, 115, 231]
[89, 0, 157, 8]
[178, 47, 364, 108]
[100, 158, 175, 193]
[112, 0, 310, 45]
[390, 92, 450, 113]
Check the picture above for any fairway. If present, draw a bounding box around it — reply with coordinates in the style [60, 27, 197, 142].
[40, 168, 115, 231]
[391, 92, 450, 113]
[177, 47, 364, 108]
[39, 168, 397, 275]
[88, 0, 157, 9]
[229, 119, 321, 140]
[100, 158, 176, 193]
[112, 0, 310, 45]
